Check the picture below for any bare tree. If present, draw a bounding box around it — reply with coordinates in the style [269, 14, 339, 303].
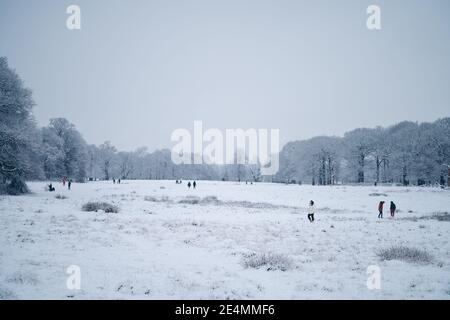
[98, 141, 117, 180]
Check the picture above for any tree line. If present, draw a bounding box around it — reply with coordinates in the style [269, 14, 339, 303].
[274, 119, 450, 186]
[0, 57, 261, 194]
[1, 57, 449, 194]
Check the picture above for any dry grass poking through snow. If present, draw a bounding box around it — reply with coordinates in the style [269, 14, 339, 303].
[2, 181, 450, 299]
[144, 194, 295, 210]
[81, 201, 119, 213]
[430, 212, 450, 221]
[243, 253, 293, 271]
[377, 246, 433, 264]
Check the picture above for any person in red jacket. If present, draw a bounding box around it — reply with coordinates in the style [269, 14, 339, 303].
[378, 201, 385, 219]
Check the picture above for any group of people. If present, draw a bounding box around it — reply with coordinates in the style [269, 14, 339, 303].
[47, 177, 72, 192]
[187, 181, 197, 189]
[62, 177, 73, 190]
[176, 180, 197, 189]
[47, 177, 399, 224]
[305, 199, 398, 223]
[378, 200, 396, 219]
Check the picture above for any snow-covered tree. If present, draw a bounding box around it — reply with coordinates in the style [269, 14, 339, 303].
[97, 141, 117, 180]
[116, 151, 134, 179]
[344, 128, 376, 183]
[0, 57, 40, 194]
[44, 118, 87, 182]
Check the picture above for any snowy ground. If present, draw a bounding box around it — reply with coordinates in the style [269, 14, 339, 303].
[0, 180, 449, 299]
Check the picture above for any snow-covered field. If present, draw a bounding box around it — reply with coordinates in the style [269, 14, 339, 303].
[0, 180, 449, 299]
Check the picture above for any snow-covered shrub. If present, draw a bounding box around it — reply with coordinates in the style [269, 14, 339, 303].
[200, 196, 220, 205]
[178, 196, 201, 205]
[177, 195, 220, 205]
[6, 271, 38, 285]
[431, 212, 450, 221]
[5, 178, 30, 195]
[377, 246, 433, 264]
[409, 212, 450, 222]
[0, 286, 17, 300]
[144, 195, 169, 202]
[55, 194, 68, 200]
[243, 253, 293, 271]
[369, 193, 388, 197]
[81, 201, 119, 213]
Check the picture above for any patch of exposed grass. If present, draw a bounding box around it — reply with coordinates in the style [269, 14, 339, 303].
[81, 201, 119, 213]
[243, 253, 293, 271]
[430, 212, 450, 221]
[377, 246, 433, 264]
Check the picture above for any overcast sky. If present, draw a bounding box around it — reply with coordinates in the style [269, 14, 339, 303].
[1, 0, 449, 151]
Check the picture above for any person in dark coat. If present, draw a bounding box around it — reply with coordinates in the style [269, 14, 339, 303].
[378, 201, 385, 219]
[307, 200, 315, 222]
[193, 181, 197, 189]
[187, 181, 191, 188]
[68, 179, 72, 190]
[390, 201, 396, 217]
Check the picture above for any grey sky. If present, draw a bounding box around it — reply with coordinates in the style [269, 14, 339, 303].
[1, 0, 449, 151]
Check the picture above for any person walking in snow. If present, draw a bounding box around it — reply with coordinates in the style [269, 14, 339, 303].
[68, 179, 72, 190]
[378, 201, 385, 219]
[187, 181, 191, 189]
[193, 181, 197, 189]
[390, 201, 396, 218]
[307, 200, 315, 222]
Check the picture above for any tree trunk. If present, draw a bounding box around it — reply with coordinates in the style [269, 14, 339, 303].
[447, 168, 450, 187]
[319, 157, 326, 185]
[358, 152, 365, 183]
[402, 166, 408, 186]
[382, 159, 388, 183]
[376, 156, 380, 184]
